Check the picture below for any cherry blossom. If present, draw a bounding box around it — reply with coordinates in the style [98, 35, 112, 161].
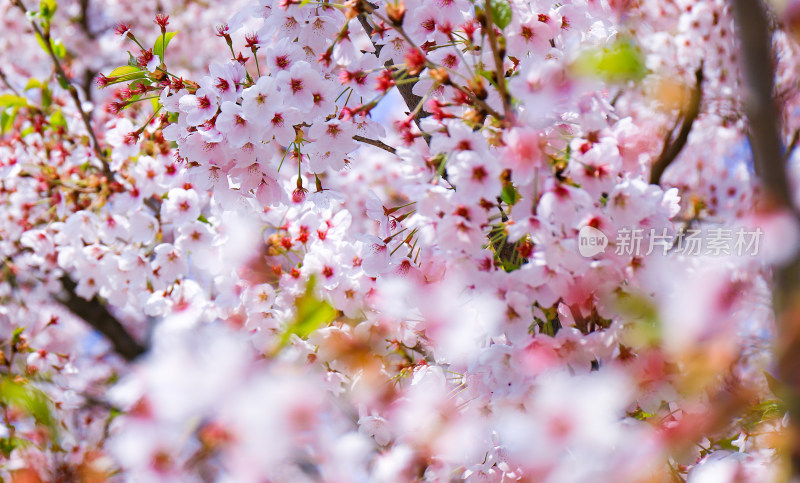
[0, 0, 792, 481]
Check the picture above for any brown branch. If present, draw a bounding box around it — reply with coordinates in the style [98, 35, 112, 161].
[353, 135, 397, 154]
[649, 66, 704, 185]
[785, 128, 800, 162]
[8, 1, 142, 362]
[731, 0, 792, 209]
[0, 68, 22, 97]
[483, 0, 511, 119]
[59, 276, 145, 362]
[730, 0, 800, 476]
[77, 0, 96, 40]
[357, 14, 429, 128]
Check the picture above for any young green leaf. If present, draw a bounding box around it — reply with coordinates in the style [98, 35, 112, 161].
[0, 378, 56, 435]
[501, 183, 520, 205]
[154, 31, 178, 62]
[573, 37, 649, 83]
[49, 109, 66, 129]
[0, 95, 28, 109]
[278, 276, 337, 348]
[107, 65, 147, 84]
[1, 108, 17, 135]
[39, 0, 57, 20]
[489, 0, 513, 30]
[24, 78, 42, 91]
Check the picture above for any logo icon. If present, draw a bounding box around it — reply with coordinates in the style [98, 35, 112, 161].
[578, 226, 608, 258]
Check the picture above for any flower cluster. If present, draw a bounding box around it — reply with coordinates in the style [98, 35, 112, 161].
[0, 0, 793, 481]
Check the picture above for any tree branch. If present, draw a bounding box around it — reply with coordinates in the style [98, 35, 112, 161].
[649, 66, 704, 185]
[59, 276, 145, 362]
[484, 0, 511, 119]
[731, 0, 792, 209]
[730, 0, 800, 475]
[12, 0, 111, 178]
[353, 134, 397, 154]
[357, 13, 429, 128]
[0, 68, 22, 97]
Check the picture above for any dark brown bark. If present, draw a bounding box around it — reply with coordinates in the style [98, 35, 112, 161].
[356, 14, 429, 127]
[730, 0, 800, 475]
[59, 276, 145, 362]
[649, 67, 704, 185]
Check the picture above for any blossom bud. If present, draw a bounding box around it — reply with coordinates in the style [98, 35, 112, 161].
[464, 109, 486, 124]
[405, 48, 426, 76]
[292, 188, 307, 203]
[467, 76, 488, 100]
[386, 0, 406, 26]
[430, 67, 451, 86]
[376, 70, 396, 92]
[475, 7, 487, 28]
[292, 177, 307, 203]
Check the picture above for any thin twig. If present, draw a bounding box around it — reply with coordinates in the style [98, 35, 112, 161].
[483, 0, 511, 119]
[784, 128, 800, 162]
[77, 0, 96, 40]
[0, 68, 22, 97]
[12, 0, 110, 177]
[353, 135, 397, 154]
[649, 66, 704, 185]
[357, 14, 429, 128]
[360, 9, 505, 123]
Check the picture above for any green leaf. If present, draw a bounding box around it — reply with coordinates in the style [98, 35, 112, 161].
[489, 0, 513, 30]
[278, 276, 337, 348]
[107, 65, 146, 84]
[39, 0, 57, 20]
[573, 37, 648, 83]
[501, 183, 519, 205]
[764, 371, 783, 396]
[0, 108, 17, 135]
[41, 85, 52, 109]
[628, 407, 655, 421]
[49, 109, 66, 129]
[197, 214, 210, 224]
[742, 399, 786, 431]
[0, 378, 56, 434]
[0, 437, 30, 458]
[109, 65, 141, 77]
[34, 32, 48, 54]
[11, 327, 24, 347]
[153, 31, 178, 61]
[615, 290, 661, 346]
[475, 67, 498, 89]
[24, 79, 42, 91]
[50, 39, 67, 59]
[0, 94, 28, 108]
[714, 435, 739, 452]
